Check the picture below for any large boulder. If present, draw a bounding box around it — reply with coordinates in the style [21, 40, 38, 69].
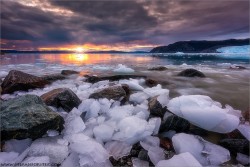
[148, 96, 167, 118]
[89, 86, 128, 101]
[41, 88, 81, 112]
[1, 70, 49, 94]
[0, 95, 64, 141]
[177, 69, 205, 78]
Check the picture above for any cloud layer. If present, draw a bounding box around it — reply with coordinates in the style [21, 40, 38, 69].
[1, 0, 249, 50]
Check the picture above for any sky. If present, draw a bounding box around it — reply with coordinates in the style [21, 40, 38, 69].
[0, 0, 249, 51]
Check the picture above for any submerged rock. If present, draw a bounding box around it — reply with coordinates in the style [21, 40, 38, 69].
[89, 85, 128, 101]
[0, 95, 64, 140]
[148, 96, 167, 118]
[85, 75, 146, 83]
[160, 115, 190, 133]
[148, 66, 168, 71]
[41, 74, 66, 82]
[177, 68, 205, 77]
[145, 79, 158, 88]
[229, 65, 247, 70]
[41, 88, 81, 112]
[219, 138, 249, 155]
[1, 70, 49, 94]
[61, 70, 80, 75]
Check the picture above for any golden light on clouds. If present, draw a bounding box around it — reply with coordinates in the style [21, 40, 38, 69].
[38, 43, 158, 52]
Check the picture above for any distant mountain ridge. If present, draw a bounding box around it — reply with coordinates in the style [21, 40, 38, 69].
[150, 38, 249, 53]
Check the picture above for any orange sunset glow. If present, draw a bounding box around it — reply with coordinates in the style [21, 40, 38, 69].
[37, 43, 158, 52]
[40, 53, 153, 65]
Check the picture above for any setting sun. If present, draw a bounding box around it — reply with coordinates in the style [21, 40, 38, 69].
[75, 47, 84, 53]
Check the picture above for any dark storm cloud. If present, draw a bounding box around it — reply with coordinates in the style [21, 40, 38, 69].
[0, 0, 249, 50]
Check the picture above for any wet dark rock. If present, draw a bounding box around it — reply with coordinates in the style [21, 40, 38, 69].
[160, 115, 190, 133]
[219, 139, 249, 155]
[0, 95, 64, 141]
[41, 74, 66, 82]
[1, 70, 49, 94]
[160, 138, 174, 151]
[41, 88, 81, 112]
[61, 70, 79, 75]
[85, 75, 100, 83]
[229, 65, 247, 70]
[85, 75, 146, 84]
[177, 68, 206, 78]
[242, 109, 249, 122]
[89, 85, 128, 101]
[188, 127, 208, 137]
[145, 79, 158, 87]
[148, 96, 167, 118]
[109, 156, 133, 167]
[148, 66, 168, 71]
[226, 129, 245, 139]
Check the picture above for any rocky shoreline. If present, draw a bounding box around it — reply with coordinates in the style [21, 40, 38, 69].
[0, 67, 249, 166]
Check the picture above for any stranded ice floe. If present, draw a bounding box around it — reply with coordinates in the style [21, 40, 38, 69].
[167, 95, 241, 133]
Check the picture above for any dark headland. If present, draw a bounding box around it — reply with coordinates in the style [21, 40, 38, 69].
[150, 38, 249, 53]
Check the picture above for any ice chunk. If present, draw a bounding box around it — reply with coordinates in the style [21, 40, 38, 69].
[119, 79, 144, 91]
[0, 152, 19, 163]
[129, 85, 169, 104]
[3, 138, 32, 153]
[105, 141, 132, 160]
[156, 152, 202, 167]
[113, 64, 135, 73]
[140, 136, 164, 165]
[108, 105, 133, 121]
[236, 153, 250, 165]
[148, 118, 161, 135]
[28, 136, 69, 164]
[22, 156, 50, 165]
[132, 158, 149, 167]
[148, 146, 165, 165]
[70, 139, 109, 164]
[93, 124, 115, 142]
[157, 93, 169, 107]
[64, 108, 86, 135]
[112, 116, 150, 144]
[61, 152, 80, 167]
[47, 130, 59, 137]
[129, 92, 149, 104]
[167, 95, 240, 133]
[237, 122, 250, 141]
[140, 136, 160, 151]
[172, 133, 230, 166]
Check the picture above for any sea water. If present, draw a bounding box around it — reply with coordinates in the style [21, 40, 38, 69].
[0, 52, 249, 111]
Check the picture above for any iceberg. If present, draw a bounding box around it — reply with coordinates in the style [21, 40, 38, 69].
[156, 152, 202, 167]
[217, 45, 250, 54]
[172, 133, 230, 166]
[167, 95, 240, 133]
